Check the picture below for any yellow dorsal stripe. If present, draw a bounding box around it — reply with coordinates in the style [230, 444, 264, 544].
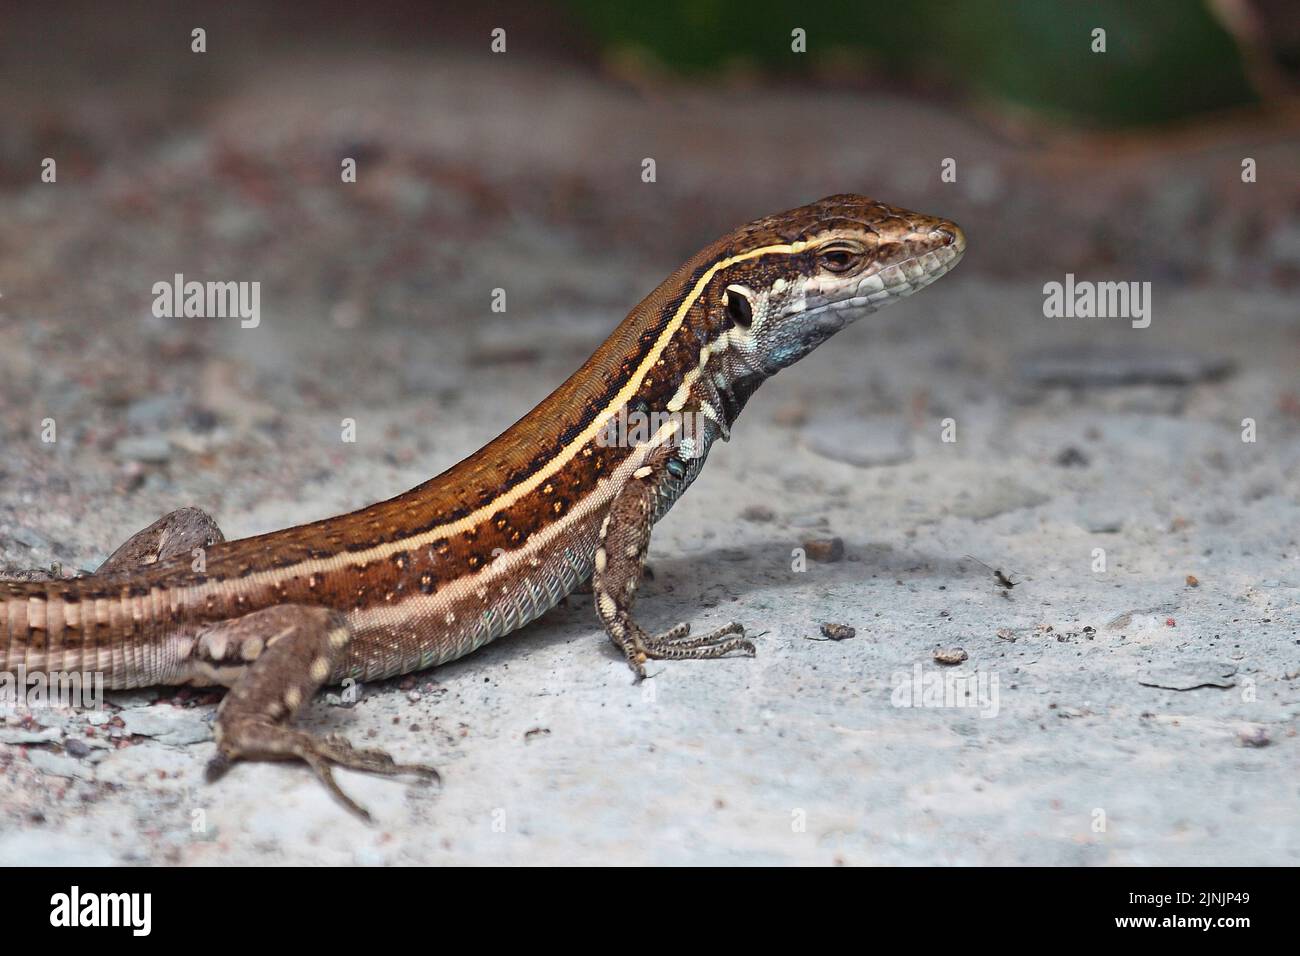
[179, 240, 803, 600]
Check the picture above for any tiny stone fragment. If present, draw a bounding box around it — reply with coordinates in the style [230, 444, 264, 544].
[0, 727, 63, 745]
[933, 646, 968, 665]
[119, 705, 213, 746]
[1137, 662, 1236, 691]
[819, 622, 856, 641]
[803, 536, 844, 562]
[28, 749, 96, 781]
[1055, 447, 1089, 467]
[1237, 725, 1269, 748]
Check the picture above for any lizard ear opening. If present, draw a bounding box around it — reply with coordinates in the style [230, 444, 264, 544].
[725, 286, 753, 329]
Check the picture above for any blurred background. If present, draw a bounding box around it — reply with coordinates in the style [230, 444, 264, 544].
[1, 0, 1295, 501]
[0, 1, 1297, 864]
[1, 0, 1297, 319]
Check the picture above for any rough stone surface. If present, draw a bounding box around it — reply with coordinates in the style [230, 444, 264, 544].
[120, 706, 214, 747]
[26, 749, 95, 782]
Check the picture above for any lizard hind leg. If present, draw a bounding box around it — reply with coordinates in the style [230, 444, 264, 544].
[201, 604, 438, 821]
[97, 506, 226, 574]
[2, 506, 225, 581]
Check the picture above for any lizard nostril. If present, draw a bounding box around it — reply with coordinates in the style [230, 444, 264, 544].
[932, 223, 966, 251]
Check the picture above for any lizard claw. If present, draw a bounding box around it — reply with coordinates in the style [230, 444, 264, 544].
[615, 621, 755, 679]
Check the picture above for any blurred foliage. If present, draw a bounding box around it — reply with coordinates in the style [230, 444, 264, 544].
[565, 0, 1258, 127]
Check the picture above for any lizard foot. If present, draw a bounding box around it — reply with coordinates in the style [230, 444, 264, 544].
[613, 620, 754, 680]
[594, 449, 757, 680]
[207, 723, 438, 822]
[203, 604, 438, 821]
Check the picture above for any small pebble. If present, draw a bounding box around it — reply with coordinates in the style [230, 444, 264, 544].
[933, 647, 969, 665]
[1237, 726, 1269, 748]
[1055, 447, 1089, 467]
[803, 537, 844, 562]
[819, 622, 856, 641]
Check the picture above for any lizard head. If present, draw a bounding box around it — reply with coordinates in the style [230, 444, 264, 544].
[708, 193, 965, 374]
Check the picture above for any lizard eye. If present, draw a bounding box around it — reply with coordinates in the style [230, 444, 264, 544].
[725, 287, 753, 329]
[818, 248, 858, 273]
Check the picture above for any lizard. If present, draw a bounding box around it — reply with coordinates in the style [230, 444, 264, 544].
[1, 194, 965, 818]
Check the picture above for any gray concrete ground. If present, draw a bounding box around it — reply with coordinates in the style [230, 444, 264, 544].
[0, 47, 1297, 865]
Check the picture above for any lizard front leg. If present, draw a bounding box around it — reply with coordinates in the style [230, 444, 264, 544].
[199, 604, 438, 820]
[593, 453, 755, 680]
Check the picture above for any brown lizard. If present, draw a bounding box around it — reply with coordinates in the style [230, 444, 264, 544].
[1, 194, 965, 816]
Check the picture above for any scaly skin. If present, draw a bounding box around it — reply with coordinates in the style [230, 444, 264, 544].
[1, 194, 965, 817]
